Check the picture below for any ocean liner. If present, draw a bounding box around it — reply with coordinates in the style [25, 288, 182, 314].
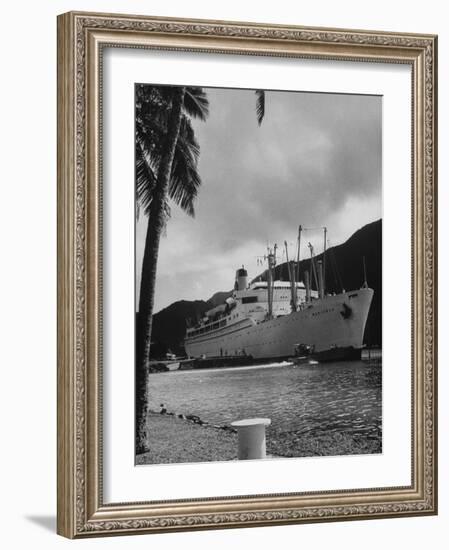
[184, 229, 373, 362]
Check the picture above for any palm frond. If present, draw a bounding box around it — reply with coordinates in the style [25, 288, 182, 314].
[136, 85, 167, 115]
[136, 143, 172, 224]
[174, 116, 201, 161]
[255, 89, 265, 125]
[136, 114, 166, 172]
[135, 84, 207, 219]
[167, 116, 202, 216]
[169, 160, 201, 217]
[183, 87, 210, 121]
[136, 140, 157, 216]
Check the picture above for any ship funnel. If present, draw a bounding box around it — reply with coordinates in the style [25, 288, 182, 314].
[235, 266, 248, 291]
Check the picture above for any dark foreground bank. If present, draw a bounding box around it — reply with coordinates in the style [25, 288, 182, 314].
[136, 412, 381, 465]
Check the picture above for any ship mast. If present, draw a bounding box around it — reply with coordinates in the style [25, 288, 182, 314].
[323, 226, 327, 296]
[266, 244, 277, 319]
[308, 243, 319, 293]
[362, 256, 368, 288]
[295, 225, 302, 293]
[284, 241, 297, 311]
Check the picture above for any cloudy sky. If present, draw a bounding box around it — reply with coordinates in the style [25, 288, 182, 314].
[136, 87, 382, 313]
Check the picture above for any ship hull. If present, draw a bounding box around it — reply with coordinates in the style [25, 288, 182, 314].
[310, 345, 362, 362]
[184, 288, 374, 361]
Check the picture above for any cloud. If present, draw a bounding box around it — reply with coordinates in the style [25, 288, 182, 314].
[136, 86, 382, 312]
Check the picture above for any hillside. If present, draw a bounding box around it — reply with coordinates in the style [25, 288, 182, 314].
[149, 219, 382, 357]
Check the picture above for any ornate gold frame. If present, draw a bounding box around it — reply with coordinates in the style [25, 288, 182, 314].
[57, 11, 438, 538]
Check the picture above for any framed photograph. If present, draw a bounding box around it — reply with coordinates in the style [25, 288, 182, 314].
[57, 11, 437, 538]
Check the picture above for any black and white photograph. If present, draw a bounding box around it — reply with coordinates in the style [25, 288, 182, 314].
[135, 83, 382, 465]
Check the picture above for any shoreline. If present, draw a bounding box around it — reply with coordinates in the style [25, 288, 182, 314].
[136, 412, 381, 465]
[148, 354, 382, 376]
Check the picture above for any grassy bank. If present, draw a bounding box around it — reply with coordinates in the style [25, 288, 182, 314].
[136, 413, 381, 465]
[268, 430, 381, 458]
[136, 413, 238, 465]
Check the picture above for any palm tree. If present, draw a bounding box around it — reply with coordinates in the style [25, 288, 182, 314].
[135, 85, 209, 453]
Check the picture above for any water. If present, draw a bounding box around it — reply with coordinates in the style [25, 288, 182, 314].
[148, 360, 382, 455]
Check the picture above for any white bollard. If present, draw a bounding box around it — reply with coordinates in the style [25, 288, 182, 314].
[231, 418, 271, 460]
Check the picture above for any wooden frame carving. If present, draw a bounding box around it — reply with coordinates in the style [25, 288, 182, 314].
[57, 11, 437, 538]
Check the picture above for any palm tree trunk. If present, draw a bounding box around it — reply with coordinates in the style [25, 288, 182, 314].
[136, 87, 186, 454]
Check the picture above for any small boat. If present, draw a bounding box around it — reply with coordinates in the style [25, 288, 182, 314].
[289, 343, 315, 365]
[166, 361, 180, 371]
